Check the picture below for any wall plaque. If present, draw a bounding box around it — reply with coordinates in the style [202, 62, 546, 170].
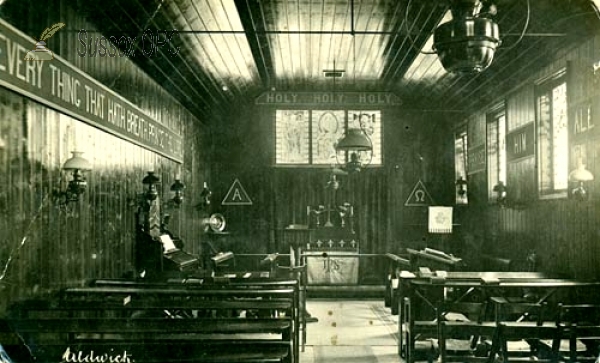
[506, 123, 534, 162]
[256, 91, 402, 106]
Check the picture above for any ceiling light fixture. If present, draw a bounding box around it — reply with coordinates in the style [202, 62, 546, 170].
[433, 0, 501, 73]
[335, 126, 373, 173]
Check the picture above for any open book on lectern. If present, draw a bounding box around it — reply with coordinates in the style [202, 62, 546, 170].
[158, 234, 178, 253]
[156, 234, 199, 271]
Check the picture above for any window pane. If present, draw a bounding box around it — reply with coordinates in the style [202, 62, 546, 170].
[538, 93, 553, 192]
[487, 120, 499, 199]
[537, 78, 568, 195]
[552, 83, 568, 190]
[312, 110, 345, 165]
[275, 110, 310, 164]
[455, 131, 468, 180]
[488, 112, 506, 201]
[348, 110, 382, 166]
[498, 114, 506, 186]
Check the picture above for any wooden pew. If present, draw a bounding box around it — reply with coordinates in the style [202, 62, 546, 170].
[397, 272, 600, 360]
[6, 280, 300, 363]
[384, 253, 411, 314]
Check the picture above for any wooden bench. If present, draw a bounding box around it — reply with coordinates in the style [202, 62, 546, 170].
[384, 253, 411, 314]
[6, 280, 300, 363]
[90, 275, 308, 352]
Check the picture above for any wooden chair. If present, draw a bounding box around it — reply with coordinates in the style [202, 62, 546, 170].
[554, 304, 600, 363]
[438, 301, 497, 363]
[492, 300, 559, 363]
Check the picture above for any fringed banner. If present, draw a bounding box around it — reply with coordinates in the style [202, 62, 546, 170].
[428, 206, 453, 234]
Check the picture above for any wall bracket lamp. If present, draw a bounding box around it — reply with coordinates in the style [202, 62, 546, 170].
[142, 171, 160, 201]
[53, 151, 92, 204]
[455, 176, 468, 205]
[493, 181, 507, 206]
[141, 171, 186, 207]
[199, 182, 212, 208]
[569, 162, 594, 200]
[170, 178, 185, 206]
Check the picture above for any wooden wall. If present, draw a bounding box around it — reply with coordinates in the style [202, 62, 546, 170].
[210, 97, 458, 279]
[0, 1, 211, 310]
[461, 35, 600, 279]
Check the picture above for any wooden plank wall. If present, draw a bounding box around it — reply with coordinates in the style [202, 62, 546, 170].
[0, 2, 211, 310]
[462, 35, 600, 279]
[210, 97, 457, 280]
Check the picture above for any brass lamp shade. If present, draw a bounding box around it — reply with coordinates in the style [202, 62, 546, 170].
[142, 171, 160, 201]
[569, 165, 594, 182]
[62, 151, 92, 171]
[170, 179, 185, 205]
[335, 128, 372, 151]
[170, 179, 185, 192]
[142, 171, 160, 185]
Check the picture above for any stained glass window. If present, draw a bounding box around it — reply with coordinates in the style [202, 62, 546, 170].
[348, 110, 382, 166]
[311, 110, 345, 165]
[275, 110, 310, 164]
[275, 109, 383, 167]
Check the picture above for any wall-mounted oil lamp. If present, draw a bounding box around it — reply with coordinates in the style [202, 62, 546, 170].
[54, 151, 92, 204]
[200, 182, 212, 207]
[141, 171, 186, 207]
[569, 161, 594, 201]
[455, 176, 468, 205]
[170, 178, 185, 206]
[493, 181, 507, 206]
[142, 171, 160, 201]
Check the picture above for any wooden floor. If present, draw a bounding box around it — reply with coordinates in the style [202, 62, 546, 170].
[300, 299, 399, 363]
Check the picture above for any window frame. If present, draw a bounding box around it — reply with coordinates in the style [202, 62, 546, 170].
[274, 109, 383, 168]
[486, 104, 507, 202]
[454, 127, 468, 204]
[535, 69, 569, 198]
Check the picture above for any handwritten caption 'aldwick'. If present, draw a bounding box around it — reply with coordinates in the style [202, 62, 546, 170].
[62, 347, 133, 363]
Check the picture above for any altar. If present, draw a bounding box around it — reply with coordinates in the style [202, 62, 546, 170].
[304, 228, 359, 285]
